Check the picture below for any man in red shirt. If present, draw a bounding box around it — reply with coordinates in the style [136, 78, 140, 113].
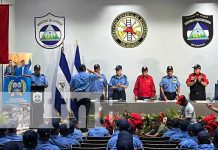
[186, 64, 209, 101]
[133, 66, 156, 101]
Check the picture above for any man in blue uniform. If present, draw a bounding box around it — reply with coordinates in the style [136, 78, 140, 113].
[90, 64, 108, 100]
[107, 119, 143, 150]
[196, 131, 214, 150]
[170, 120, 190, 142]
[70, 64, 100, 130]
[59, 124, 80, 146]
[23, 130, 38, 150]
[49, 118, 71, 149]
[109, 65, 129, 102]
[6, 122, 22, 142]
[16, 59, 31, 76]
[87, 118, 109, 137]
[179, 123, 204, 149]
[31, 65, 48, 88]
[36, 124, 60, 150]
[69, 118, 83, 141]
[0, 124, 10, 144]
[162, 118, 181, 138]
[160, 66, 180, 101]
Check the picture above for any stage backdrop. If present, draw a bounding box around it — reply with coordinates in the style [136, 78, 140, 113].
[12, 0, 218, 102]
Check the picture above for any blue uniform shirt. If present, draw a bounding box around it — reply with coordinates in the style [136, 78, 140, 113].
[31, 74, 48, 86]
[87, 127, 110, 137]
[162, 128, 181, 138]
[65, 135, 80, 146]
[170, 131, 189, 142]
[36, 141, 60, 150]
[112, 130, 119, 137]
[70, 128, 83, 141]
[159, 75, 180, 93]
[106, 135, 143, 150]
[90, 74, 107, 92]
[195, 144, 214, 150]
[16, 59, 32, 76]
[109, 74, 129, 91]
[0, 136, 11, 144]
[70, 72, 99, 92]
[6, 133, 22, 141]
[179, 136, 198, 149]
[49, 135, 71, 149]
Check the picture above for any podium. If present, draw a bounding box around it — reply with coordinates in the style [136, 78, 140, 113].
[30, 86, 45, 128]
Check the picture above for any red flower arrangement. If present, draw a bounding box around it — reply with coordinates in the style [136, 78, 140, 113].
[103, 115, 114, 129]
[128, 113, 143, 130]
[202, 114, 218, 136]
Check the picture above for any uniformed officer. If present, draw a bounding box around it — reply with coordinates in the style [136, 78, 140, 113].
[69, 118, 83, 142]
[6, 122, 22, 142]
[109, 65, 129, 101]
[36, 124, 60, 150]
[0, 124, 11, 144]
[196, 131, 214, 150]
[31, 65, 48, 88]
[23, 130, 38, 150]
[87, 119, 109, 137]
[160, 66, 181, 101]
[90, 64, 108, 100]
[186, 64, 209, 101]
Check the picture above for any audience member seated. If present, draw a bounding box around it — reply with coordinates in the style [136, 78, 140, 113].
[87, 118, 110, 137]
[59, 124, 80, 146]
[49, 118, 71, 149]
[0, 124, 11, 144]
[107, 119, 143, 150]
[6, 122, 22, 142]
[69, 118, 83, 141]
[128, 125, 140, 140]
[170, 119, 190, 142]
[162, 118, 180, 138]
[23, 130, 38, 150]
[144, 118, 168, 137]
[36, 124, 60, 150]
[179, 123, 204, 149]
[195, 131, 214, 150]
[116, 131, 134, 150]
[3, 141, 23, 150]
[111, 119, 120, 137]
[214, 128, 218, 150]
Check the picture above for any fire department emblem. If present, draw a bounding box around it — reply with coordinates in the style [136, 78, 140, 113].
[111, 11, 148, 48]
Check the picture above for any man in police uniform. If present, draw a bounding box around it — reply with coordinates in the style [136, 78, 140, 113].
[186, 64, 209, 101]
[160, 66, 180, 101]
[31, 65, 48, 88]
[90, 64, 108, 100]
[109, 65, 129, 102]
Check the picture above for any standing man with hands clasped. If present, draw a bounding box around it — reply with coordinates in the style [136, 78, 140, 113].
[160, 66, 181, 101]
[186, 64, 209, 101]
[133, 66, 156, 101]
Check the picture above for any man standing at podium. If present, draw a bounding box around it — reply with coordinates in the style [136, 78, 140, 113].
[133, 66, 156, 101]
[16, 59, 32, 76]
[31, 65, 48, 88]
[186, 64, 209, 101]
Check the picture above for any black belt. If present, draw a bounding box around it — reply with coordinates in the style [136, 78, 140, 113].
[164, 92, 176, 94]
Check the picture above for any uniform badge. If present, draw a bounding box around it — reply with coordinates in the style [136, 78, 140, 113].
[182, 12, 213, 48]
[111, 11, 148, 48]
[35, 13, 65, 49]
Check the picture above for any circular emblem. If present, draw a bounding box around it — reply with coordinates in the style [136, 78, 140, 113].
[39, 24, 62, 46]
[33, 92, 43, 104]
[111, 11, 148, 48]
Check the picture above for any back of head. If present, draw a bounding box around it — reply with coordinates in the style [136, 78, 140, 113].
[70, 118, 78, 125]
[7, 122, 17, 133]
[69, 122, 75, 134]
[79, 64, 86, 72]
[172, 118, 180, 128]
[119, 119, 130, 131]
[59, 124, 69, 136]
[37, 124, 51, 141]
[23, 130, 38, 149]
[116, 131, 134, 150]
[0, 124, 7, 135]
[190, 123, 204, 136]
[180, 120, 190, 131]
[198, 131, 211, 144]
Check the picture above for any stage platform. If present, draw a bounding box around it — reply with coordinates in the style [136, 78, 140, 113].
[89, 100, 218, 116]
